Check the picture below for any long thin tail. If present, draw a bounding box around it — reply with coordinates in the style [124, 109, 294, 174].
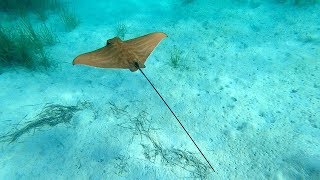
[135, 62, 215, 172]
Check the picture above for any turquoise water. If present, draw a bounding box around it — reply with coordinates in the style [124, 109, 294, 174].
[0, 0, 319, 179]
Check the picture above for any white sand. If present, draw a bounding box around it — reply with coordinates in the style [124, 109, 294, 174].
[0, 0, 319, 179]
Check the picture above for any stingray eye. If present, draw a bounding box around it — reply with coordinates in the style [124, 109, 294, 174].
[107, 37, 122, 45]
[106, 39, 114, 45]
[106, 38, 115, 45]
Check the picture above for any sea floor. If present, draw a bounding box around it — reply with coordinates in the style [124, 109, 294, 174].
[0, 0, 319, 179]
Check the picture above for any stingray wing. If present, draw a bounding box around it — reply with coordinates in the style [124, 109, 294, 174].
[73, 32, 167, 70]
[73, 44, 131, 69]
[125, 32, 167, 64]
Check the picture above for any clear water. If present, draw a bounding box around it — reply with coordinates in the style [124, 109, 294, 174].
[0, 0, 319, 179]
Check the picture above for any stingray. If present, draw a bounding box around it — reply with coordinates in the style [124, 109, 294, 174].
[73, 32, 215, 172]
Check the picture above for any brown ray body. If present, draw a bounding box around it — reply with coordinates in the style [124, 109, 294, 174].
[73, 32, 216, 173]
[73, 32, 167, 71]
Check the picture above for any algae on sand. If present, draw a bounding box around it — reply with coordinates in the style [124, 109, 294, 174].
[113, 105, 211, 179]
[0, 102, 90, 143]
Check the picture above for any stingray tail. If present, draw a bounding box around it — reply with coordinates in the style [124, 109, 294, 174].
[134, 62, 216, 173]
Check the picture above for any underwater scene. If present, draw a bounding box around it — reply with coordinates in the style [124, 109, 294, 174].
[0, 0, 319, 179]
